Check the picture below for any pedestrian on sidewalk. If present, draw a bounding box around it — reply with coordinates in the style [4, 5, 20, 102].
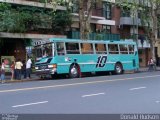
[148, 58, 156, 71]
[14, 59, 17, 80]
[1, 59, 6, 83]
[22, 60, 26, 79]
[10, 61, 15, 80]
[15, 59, 23, 80]
[26, 57, 32, 79]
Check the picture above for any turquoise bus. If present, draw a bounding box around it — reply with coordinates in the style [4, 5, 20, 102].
[34, 38, 139, 78]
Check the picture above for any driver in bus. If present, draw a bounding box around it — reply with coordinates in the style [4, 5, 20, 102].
[43, 51, 48, 57]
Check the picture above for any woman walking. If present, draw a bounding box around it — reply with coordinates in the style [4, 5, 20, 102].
[1, 59, 5, 83]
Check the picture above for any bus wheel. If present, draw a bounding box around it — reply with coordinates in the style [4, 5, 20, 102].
[69, 65, 79, 78]
[114, 63, 123, 74]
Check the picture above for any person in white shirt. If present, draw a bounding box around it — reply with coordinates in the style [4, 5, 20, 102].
[26, 57, 32, 79]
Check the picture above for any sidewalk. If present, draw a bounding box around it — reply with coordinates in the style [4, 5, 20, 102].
[2, 73, 40, 83]
[125, 66, 160, 74]
[137, 66, 160, 72]
[1, 67, 160, 83]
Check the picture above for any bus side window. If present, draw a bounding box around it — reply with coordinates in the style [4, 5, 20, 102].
[57, 42, 65, 55]
[81, 43, 94, 54]
[66, 42, 80, 54]
[108, 44, 119, 54]
[95, 43, 107, 54]
[119, 44, 128, 54]
[128, 45, 134, 54]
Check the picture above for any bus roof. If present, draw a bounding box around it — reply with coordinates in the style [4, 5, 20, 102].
[49, 38, 136, 45]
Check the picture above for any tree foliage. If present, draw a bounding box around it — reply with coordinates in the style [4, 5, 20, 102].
[0, 2, 72, 34]
[49, 0, 101, 40]
[51, 10, 72, 34]
[0, 3, 47, 33]
[115, 0, 160, 59]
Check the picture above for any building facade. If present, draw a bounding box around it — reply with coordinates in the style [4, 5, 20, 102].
[0, 0, 118, 62]
[114, 0, 160, 67]
[1, 0, 159, 67]
[0, 0, 67, 61]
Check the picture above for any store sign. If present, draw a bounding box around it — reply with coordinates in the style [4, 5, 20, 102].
[32, 39, 50, 46]
[26, 46, 33, 57]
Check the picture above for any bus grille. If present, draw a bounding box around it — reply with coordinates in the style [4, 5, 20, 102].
[39, 65, 48, 69]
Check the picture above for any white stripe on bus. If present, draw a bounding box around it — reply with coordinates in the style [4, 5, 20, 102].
[36, 61, 132, 68]
[58, 61, 132, 66]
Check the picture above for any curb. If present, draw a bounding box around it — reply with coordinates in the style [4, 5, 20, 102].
[1, 69, 160, 84]
[124, 70, 135, 74]
[1, 78, 40, 84]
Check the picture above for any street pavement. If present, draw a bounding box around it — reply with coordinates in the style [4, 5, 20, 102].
[0, 70, 160, 114]
[2, 66, 160, 83]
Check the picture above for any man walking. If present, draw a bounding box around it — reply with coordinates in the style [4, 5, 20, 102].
[26, 57, 32, 79]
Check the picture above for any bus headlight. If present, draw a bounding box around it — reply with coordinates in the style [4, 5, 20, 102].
[48, 64, 57, 68]
[35, 67, 39, 70]
[48, 65, 53, 68]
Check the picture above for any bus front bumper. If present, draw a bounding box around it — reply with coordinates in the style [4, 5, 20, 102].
[35, 68, 57, 76]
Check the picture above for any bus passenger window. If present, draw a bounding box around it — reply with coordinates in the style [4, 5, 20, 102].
[81, 43, 94, 54]
[128, 45, 134, 54]
[119, 44, 128, 54]
[57, 42, 65, 55]
[95, 44, 107, 54]
[66, 42, 80, 54]
[108, 44, 119, 54]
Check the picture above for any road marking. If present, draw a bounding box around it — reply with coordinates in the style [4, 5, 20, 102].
[129, 87, 146, 91]
[0, 74, 160, 93]
[82, 93, 105, 98]
[12, 101, 48, 108]
[0, 84, 11, 86]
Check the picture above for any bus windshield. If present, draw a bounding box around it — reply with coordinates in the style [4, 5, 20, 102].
[35, 43, 53, 59]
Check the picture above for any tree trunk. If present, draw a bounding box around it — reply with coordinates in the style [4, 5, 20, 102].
[149, 1, 157, 62]
[149, 31, 156, 61]
[150, 40, 155, 60]
[79, 0, 85, 40]
[79, 0, 93, 40]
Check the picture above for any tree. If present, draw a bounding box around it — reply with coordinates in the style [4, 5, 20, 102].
[49, 0, 101, 40]
[51, 10, 72, 34]
[0, 3, 50, 33]
[116, 0, 160, 60]
[78, 0, 94, 40]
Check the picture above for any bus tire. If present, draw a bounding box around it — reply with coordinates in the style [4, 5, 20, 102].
[114, 63, 123, 74]
[69, 64, 79, 78]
